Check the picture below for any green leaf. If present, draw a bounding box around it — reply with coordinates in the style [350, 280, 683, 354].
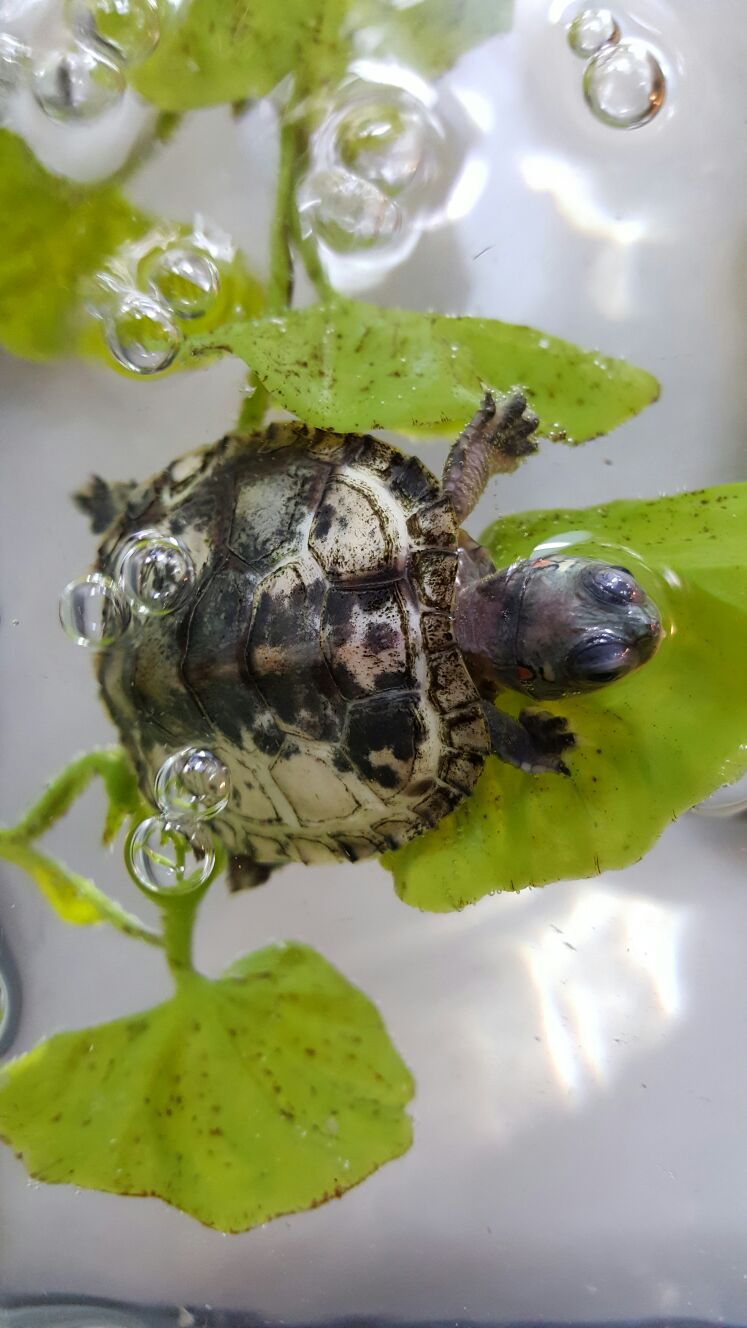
[0, 748, 159, 942]
[0, 943, 414, 1230]
[193, 299, 658, 442]
[132, 0, 347, 111]
[131, 0, 511, 111]
[349, 0, 514, 78]
[385, 484, 747, 911]
[0, 129, 151, 361]
[0, 128, 263, 367]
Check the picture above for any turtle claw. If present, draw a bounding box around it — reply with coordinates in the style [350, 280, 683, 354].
[519, 708, 576, 776]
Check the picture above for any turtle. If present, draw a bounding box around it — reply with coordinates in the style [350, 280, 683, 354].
[76, 391, 662, 888]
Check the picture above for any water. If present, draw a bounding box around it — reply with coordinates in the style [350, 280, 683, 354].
[58, 572, 131, 648]
[567, 7, 620, 56]
[104, 292, 182, 374]
[1, 0, 747, 1318]
[116, 530, 195, 616]
[30, 42, 125, 122]
[583, 39, 666, 128]
[155, 748, 231, 821]
[126, 815, 216, 896]
[145, 246, 221, 321]
[68, 0, 160, 67]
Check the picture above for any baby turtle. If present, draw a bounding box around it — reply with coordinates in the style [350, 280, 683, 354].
[77, 393, 662, 887]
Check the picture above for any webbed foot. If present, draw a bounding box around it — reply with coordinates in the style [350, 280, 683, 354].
[518, 708, 576, 776]
[482, 702, 575, 777]
[442, 390, 540, 523]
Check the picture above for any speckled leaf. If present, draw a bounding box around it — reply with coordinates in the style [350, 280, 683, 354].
[194, 299, 658, 441]
[132, 0, 347, 110]
[0, 130, 263, 367]
[0, 129, 151, 361]
[385, 485, 747, 911]
[130, 0, 510, 110]
[0, 749, 156, 940]
[349, 0, 513, 77]
[0, 943, 413, 1230]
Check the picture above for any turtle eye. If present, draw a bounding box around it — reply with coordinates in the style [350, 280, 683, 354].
[585, 564, 638, 604]
[568, 637, 630, 685]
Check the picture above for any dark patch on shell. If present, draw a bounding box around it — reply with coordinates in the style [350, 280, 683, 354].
[343, 695, 420, 793]
[247, 564, 344, 742]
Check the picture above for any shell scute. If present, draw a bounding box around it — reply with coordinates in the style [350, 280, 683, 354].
[321, 584, 413, 699]
[410, 549, 459, 609]
[343, 694, 422, 796]
[246, 563, 344, 741]
[406, 496, 456, 548]
[309, 476, 399, 580]
[270, 743, 360, 824]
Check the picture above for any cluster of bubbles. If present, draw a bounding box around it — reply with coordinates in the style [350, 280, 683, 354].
[567, 8, 666, 129]
[91, 227, 226, 375]
[294, 65, 484, 284]
[298, 78, 446, 258]
[126, 747, 231, 897]
[0, 0, 159, 124]
[59, 527, 196, 649]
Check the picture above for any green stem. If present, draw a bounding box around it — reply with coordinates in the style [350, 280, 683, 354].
[267, 115, 298, 315]
[11, 747, 143, 844]
[162, 895, 200, 978]
[0, 833, 162, 947]
[268, 104, 334, 313]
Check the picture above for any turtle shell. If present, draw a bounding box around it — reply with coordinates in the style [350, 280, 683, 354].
[95, 422, 490, 867]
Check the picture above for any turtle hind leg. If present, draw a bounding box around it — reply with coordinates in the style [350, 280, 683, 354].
[226, 853, 276, 892]
[443, 390, 539, 523]
[482, 700, 575, 776]
[73, 475, 139, 535]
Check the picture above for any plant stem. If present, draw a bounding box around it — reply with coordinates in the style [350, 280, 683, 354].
[162, 894, 200, 978]
[267, 116, 298, 315]
[0, 833, 163, 947]
[268, 105, 334, 313]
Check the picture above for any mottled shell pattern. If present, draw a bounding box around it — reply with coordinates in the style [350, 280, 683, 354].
[95, 422, 490, 867]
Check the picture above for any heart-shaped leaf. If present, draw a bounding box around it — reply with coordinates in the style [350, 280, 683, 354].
[0, 943, 413, 1230]
[385, 484, 747, 911]
[193, 298, 658, 442]
[0, 129, 150, 361]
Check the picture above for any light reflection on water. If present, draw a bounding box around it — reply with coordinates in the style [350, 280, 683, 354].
[461, 882, 687, 1138]
[520, 152, 646, 321]
[523, 887, 685, 1099]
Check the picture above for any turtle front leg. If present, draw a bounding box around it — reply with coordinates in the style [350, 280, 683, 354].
[443, 391, 540, 523]
[482, 701, 575, 777]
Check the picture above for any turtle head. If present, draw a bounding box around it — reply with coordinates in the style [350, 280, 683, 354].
[455, 555, 663, 699]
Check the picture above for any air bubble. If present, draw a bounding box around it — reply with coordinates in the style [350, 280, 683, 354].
[59, 571, 130, 648]
[584, 39, 665, 128]
[104, 293, 181, 375]
[116, 529, 195, 616]
[333, 88, 441, 200]
[126, 815, 216, 897]
[68, 0, 159, 66]
[567, 8, 620, 57]
[155, 747, 231, 820]
[299, 167, 404, 253]
[0, 32, 29, 101]
[146, 245, 221, 321]
[30, 42, 125, 122]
